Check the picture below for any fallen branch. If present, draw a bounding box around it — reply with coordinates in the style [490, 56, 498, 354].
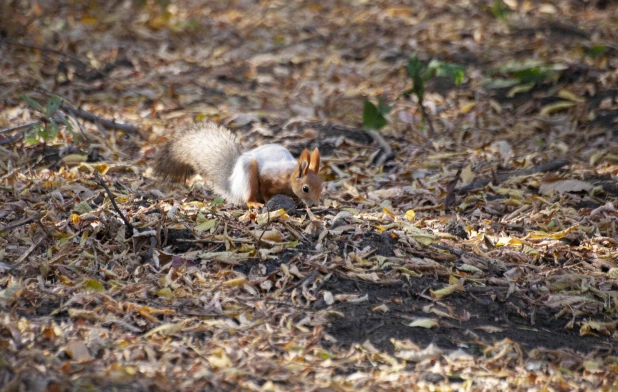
[0, 120, 42, 134]
[0, 213, 44, 234]
[61, 104, 138, 134]
[12, 232, 49, 267]
[456, 158, 570, 194]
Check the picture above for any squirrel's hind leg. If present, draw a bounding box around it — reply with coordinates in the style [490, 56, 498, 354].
[246, 158, 264, 209]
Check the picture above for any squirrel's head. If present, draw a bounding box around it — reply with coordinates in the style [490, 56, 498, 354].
[291, 148, 322, 207]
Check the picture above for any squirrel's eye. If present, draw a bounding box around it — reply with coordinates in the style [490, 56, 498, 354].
[302, 185, 309, 193]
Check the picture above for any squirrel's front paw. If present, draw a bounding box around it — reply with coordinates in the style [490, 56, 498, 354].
[247, 201, 264, 210]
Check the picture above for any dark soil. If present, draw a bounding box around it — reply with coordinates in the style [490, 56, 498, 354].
[322, 276, 616, 358]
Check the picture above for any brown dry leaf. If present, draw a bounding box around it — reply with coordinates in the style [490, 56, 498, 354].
[65, 341, 92, 361]
[539, 180, 593, 195]
[2, 1, 618, 389]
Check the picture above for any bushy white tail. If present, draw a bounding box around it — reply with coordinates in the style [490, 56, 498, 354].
[153, 122, 242, 201]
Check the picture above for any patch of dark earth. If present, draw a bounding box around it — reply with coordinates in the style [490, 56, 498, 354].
[322, 276, 616, 359]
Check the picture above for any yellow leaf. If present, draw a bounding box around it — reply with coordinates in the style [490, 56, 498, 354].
[430, 283, 464, 299]
[207, 348, 233, 369]
[539, 101, 576, 116]
[60, 154, 88, 166]
[157, 287, 173, 299]
[459, 101, 477, 114]
[528, 224, 578, 240]
[383, 207, 395, 217]
[496, 237, 524, 247]
[404, 210, 416, 221]
[194, 219, 216, 231]
[82, 279, 105, 292]
[81, 15, 98, 26]
[70, 213, 80, 225]
[506, 83, 535, 98]
[558, 89, 584, 103]
[223, 277, 248, 287]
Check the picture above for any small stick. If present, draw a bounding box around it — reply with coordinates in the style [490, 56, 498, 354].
[2, 39, 89, 69]
[0, 121, 41, 134]
[61, 104, 138, 134]
[0, 213, 44, 233]
[443, 168, 462, 213]
[368, 129, 396, 167]
[419, 102, 436, 136]
[93, 171, 135, 238]
[0, 130, 25, 145]
[12, 232, 48, 267]
[142, 237, 158, 264]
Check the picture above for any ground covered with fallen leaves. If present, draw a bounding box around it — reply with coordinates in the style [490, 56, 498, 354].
[1, 0, 618, 391]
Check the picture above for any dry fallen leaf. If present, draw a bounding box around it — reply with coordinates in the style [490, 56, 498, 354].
[65, 341, 92, 361]
[539, 180, 593, 195]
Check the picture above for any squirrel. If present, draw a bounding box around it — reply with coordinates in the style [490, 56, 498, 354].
[153, 122, 322, 209]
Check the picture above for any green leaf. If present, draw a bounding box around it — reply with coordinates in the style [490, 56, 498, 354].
[428, 60, 465, 85]
[20, 94, 44, 113]
[363, 100, 387, 130]
[46, 96, 63, 116]
[62, 117, 76, 137]
[48, 117, 58, 139]
[514, 66, 552, 85]
[73, 201, 93, 215]
[484, 78, 520, 89]
[584, 45, 607, 58]
[83, 279, 105, 292]
[25, 125, 40, 145]
[407, 55, 426, 102]
[491, 0, 511, 19]
[377, 98, 392, 115]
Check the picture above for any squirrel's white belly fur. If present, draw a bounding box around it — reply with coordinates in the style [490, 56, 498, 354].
[229, 144, 296, 204]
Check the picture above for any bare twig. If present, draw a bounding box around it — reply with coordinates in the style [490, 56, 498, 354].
[2, 39, 89, 68]
[0, 120, 41, 134]
[12, 232, 49, 267]
[284, 268, 318, 293]
[94, 171, 135, 238]
[142, 236, 158, 264]
[444, 168, 462, 213]
[0, 130, 25, 145]
[368, 129, 396, 167]
[61, 104, 138, 134]
[0, 213, 44, 234]
[419, 102, 436, 136]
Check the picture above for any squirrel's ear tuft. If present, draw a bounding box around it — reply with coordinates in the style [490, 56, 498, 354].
[309, 148, 320, 173]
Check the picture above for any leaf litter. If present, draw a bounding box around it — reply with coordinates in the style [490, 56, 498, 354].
[1, 0, 618, 390]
